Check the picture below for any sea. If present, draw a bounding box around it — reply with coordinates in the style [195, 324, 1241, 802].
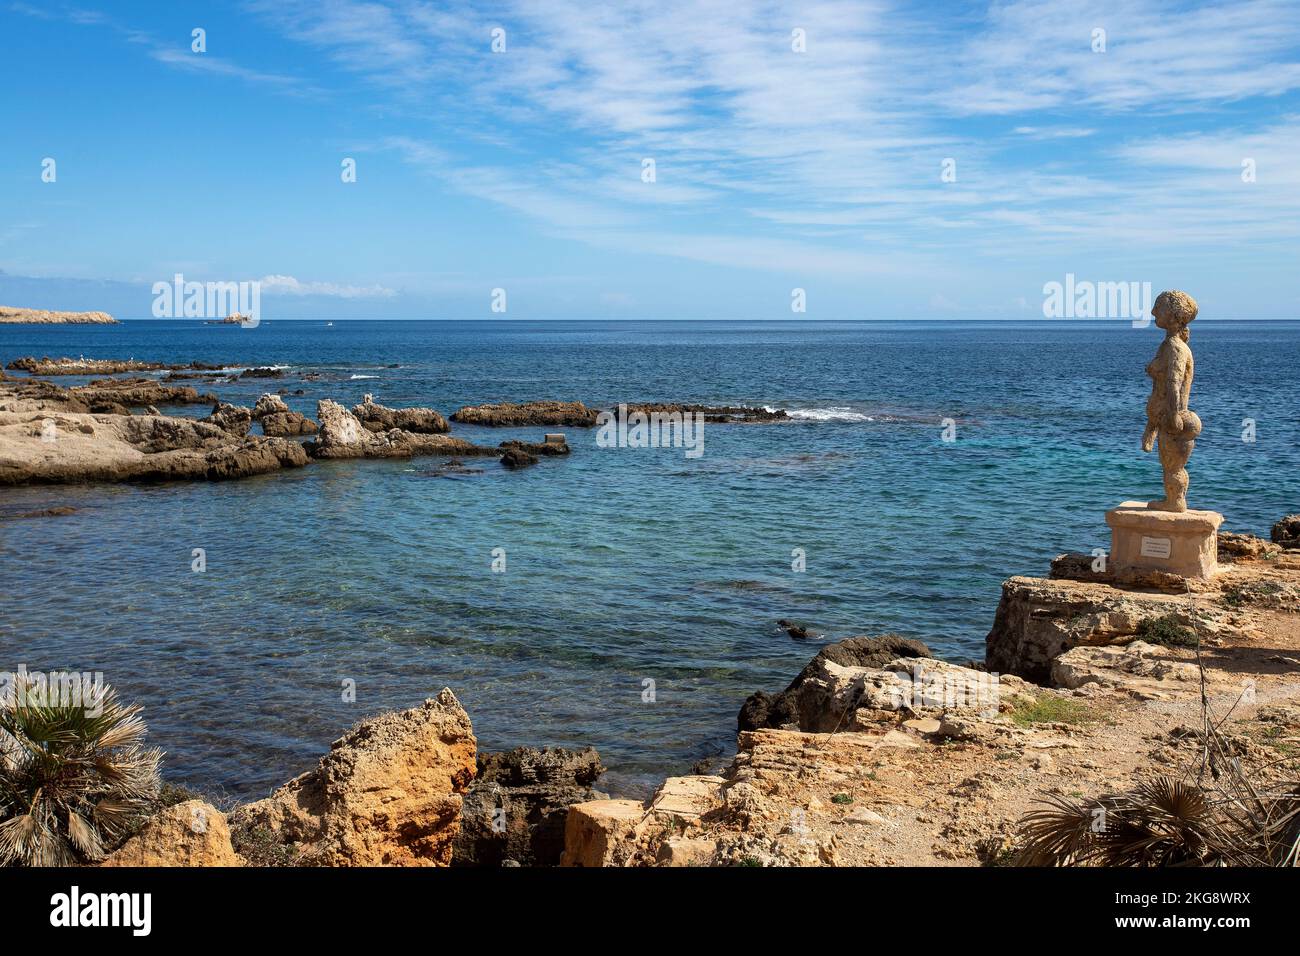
[2, 319, 1297, 799]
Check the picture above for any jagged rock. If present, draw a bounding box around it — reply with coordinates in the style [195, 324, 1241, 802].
[309, 400, 486, 460]
[203, 402, 253, 437]
[453, 746, 605, 867]
[101, 800, 240, 867]
[739, 635, 932, 732]
[71, 377, 216, 408]
[252, 393, 289, 419]
[353, 395, 449, 434]
[260, 412, 318, 437]
[0, 400, 310, 485]
[230, 689, 475, 867]
[560, 800, 646, 867]
[451, 400, 600, 427]
[1219, 532, 1278, 559]
[985, 576, 1213, 683]
[238, 366, 283, 379]
[1273, 515, 1300, 549]
[1050, 641, 1201, 692]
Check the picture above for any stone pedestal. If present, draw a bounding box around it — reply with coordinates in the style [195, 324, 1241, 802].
[1105, 501, 1223, 581]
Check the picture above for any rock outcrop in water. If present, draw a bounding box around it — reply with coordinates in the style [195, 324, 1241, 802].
[611, 402, 788, 423]
[352, 395, 449, 434]
[308, 399, 490, 460]
[6, 356, 222, 375]
[0, 307, 117, 324]
[72, 377, 217, 408]
[453, 747, 605, 867]
[202, 401, 254, 437]
[1273, 515, 1300, 549]
[253, 393, 318, 436]
[451, 400, 600, 427]
[230, 689, 476, 866]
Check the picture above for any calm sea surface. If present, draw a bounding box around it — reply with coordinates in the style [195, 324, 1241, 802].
[2, 319, 1297, 798]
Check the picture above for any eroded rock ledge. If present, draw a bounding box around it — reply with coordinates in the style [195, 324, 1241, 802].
[0, 307, 117, 324]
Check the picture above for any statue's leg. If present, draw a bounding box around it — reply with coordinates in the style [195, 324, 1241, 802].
[1156, 433, 1192, 512]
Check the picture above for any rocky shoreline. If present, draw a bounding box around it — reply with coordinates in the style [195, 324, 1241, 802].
[0, 359, 794, 485]
[76, 513, 1300, 867]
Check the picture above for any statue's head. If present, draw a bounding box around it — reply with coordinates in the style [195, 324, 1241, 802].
[1152, 290, 1198, 338]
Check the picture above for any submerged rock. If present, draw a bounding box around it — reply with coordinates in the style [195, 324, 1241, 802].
[500, 446, 538, 469]
[451, 400, 600, 427]
[499, 438, 570, 457]
[610, 402, 788, 423]
[230, 689, 476, 866]
[453, 746, 605, 867]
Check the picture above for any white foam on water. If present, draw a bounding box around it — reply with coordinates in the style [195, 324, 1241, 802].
[784, 406, 874, 422]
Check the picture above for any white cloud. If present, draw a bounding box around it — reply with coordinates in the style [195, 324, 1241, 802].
[258, 275, 397, 298]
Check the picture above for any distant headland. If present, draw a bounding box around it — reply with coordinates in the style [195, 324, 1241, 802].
[0, 306, 117, 324]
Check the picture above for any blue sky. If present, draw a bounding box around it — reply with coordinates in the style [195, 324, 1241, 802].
[2, 0, 1299, 319]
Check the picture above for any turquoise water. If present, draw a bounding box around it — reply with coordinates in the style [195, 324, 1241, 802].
[1, 319, 1297, 798]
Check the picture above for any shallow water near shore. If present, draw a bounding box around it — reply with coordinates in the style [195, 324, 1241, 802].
[2, 319, 1297, 799]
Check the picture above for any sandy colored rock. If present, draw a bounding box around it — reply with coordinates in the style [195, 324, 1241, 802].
[656, 836, 718, 866]
[560, 799, 646, 867]
[230, 689, 476, 866]
[101, 800, 240, 867]
[202, 402, 254, 437]
[1050, 640, 1200, 693]
[0, 402, 310, 485]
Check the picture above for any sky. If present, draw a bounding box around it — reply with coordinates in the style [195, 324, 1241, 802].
[2, 0, 1299, 320]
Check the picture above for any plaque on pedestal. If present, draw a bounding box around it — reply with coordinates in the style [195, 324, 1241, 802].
[1105, 501, 1223, 581]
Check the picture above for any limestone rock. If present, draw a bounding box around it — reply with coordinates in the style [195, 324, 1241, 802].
[352, 395, 449, 434]
[203, 402, 253, 437]
[649, 775, 725, 822]
[1051, 641, 1200, 692]
[260, 411, 318, 437]
[252, 393, 290, 419]
[0, 398, 309, 485]
[560, 799, 645, 867]
[738, 635, 932, 732]
[656, 837, 718, 866]
[0, 307, 117, 324]
[985, 575, 1211, 683]
[453, 746, 604, 867]
[101, 800, 240, 867]
[451, 400, 600, 427]
[230, 689, 476, 866]
[310, 399, 485, 460]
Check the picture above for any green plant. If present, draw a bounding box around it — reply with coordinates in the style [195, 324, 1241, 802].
[1136, 615, 1198, 649]
[1008, 695, 1096, 727]
[831, 793, 853, 805]
[0, 676, 162, 866]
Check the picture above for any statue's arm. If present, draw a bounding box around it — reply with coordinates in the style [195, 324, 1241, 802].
[1164, 350, 1187, 428]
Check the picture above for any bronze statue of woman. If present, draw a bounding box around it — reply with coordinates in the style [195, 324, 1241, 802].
[1141, 290, 1201, 512]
